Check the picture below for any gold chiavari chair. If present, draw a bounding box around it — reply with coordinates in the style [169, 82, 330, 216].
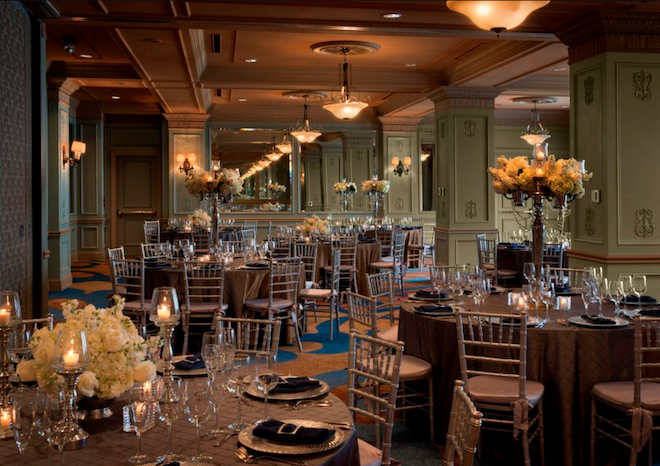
[245, 257, 303, 352]
[590, 315, 660, 466]
[476, 236, 517, 286]
[141, 242, 168, 259]
[267, 236, 292, 256]
[182, 260, 228, 354]
[110, 258, 150, 338]
[192, 225, 211, 252]
[455, 310, 545, 466]
[214, 316, 281, 359]
[346, 291, 435, 442]
[347, 331, 403, 466]
[407, 223, 435, 269]
[376, 229, 394, 259]
[223, 239, 248, 254]
[443, 380, 483, 466]
[21, 315, 54, 335]
[299, 248, 341, 340]
[366, 271, 396, 329]
[294, 241, 319, 289]
[370, 231, 406, 295]
[143, 220, 160, 244]
[323, 234, 358, 294]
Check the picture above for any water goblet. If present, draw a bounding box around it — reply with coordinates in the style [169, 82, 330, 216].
[620, 274, 634, 313]
[633, 274, 648, 312]
[156, 376, 185, 463]
[610, 280, 625, 315]
[226, 354, 253, 432]
[539, 280, 554, 323]
[202, 343, 220, 385]
[46, 392, 75, 466]
[254, 353, 279, 421]
[11, 400, 35, 464]
[9, 329, 32, 393]
[523, 262, 536, 284]
[128, 388, 156, 464]
[184, 380, 214, 462]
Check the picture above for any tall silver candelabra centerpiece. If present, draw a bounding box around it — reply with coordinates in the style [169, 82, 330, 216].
[334, 180, 357, 212]
[54, 327, 89, 449]
[0, 291, 21, 440]
[149, 287, 180, 402]
[361, 178, 390, 218]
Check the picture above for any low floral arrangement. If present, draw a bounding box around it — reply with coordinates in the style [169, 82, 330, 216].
[18, 296, 159, 399]
[268, 183, 287, 194]
[334, 181, 357, 195]
[488, 155, 592, 203]
[185, 169, 244, 199]
[301, 215, 331, 235]
[361, 179, 390, 195]
[189, 209, 211, 227]
[260, 202, 280, 212]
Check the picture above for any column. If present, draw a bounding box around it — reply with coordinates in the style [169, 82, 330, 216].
[556, 13, 660, 294]
[163, 114, 210, 218]
[379, 117, 422, 219]
[46, 77, 78, 291]
[76, 106, 105, 260]
[430, 87, 503, 266]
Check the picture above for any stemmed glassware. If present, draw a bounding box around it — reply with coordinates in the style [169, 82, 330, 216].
[254, 353, 279, 421]
[633, 274, 648, 312]
[620, 274, 633, 313]
[46, 392, 76, 466]
[226, 354, 253, 432]
[201, 332, 220, 385]
[449, 271, 465, 307]
[184, 380, 214, 463]
[9, 328, 31, 392]
[173, 240, 182, 259]
[11, 399, 35, 464]
[522, 284, 539, 320]
[609, 280, 625, 315]
[128, 387, 156, 464]
[471, 278, 490, 311]
[581, 272, 593, 314]
[539, 280, 554, 323]
[156, 376, 185, 463]
[523, 262, 536, 284]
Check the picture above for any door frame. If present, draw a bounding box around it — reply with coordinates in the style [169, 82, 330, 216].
[109, 148, 162, 249]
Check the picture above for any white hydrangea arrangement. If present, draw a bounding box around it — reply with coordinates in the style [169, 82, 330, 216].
[268, 183, 287, 194]
[189, 209, 211, 227]
[361, 179, 390, 194]
[334, 181, 357, 195]
[18, 296, 159, 400]
[185, 169, 244, 198]
[301, 215, 331, 235]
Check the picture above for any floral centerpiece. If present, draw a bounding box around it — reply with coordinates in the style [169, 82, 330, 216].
[189, 208, 211, 227]
[488, 155, 591, 207]
[334, 180, 357, 195]
[361, 178, 390, 194]
[185, 169, 244, 201]
[268, 183, 287, 195]
[301, 215, 331, 236]
[18, 296, 158, 401]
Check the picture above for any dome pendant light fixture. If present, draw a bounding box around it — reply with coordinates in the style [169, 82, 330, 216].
[275, 130, 292, 155]
[513, 96, 556, 145]
[446, 1, 549, 37]
[265, 137, 284, 161]
[290, 95, 322, 144]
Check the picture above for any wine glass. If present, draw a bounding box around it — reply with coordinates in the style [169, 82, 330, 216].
[449, 271, 465, 307]
[633, 274, 648, 311]
[226, 354, 253, 432]
[156, 377, 185, 463]
[11, 400, 35, 463]
[46, 392, 75, 466]
[620, 274, 634, 313]
[201, 332, 220, 384]
[609, 280, 625, 316]
[9, 328, 32, 393]
[523, 262, 536, 284]
[128, 388, 156, 464]
[539, 280, 554, 323]
[173, 240, 182, 259]
[581, 272, 593, 314]
[207, 377, 226, 437]
[522, 284, 539, 320]
[184, 380, 214, 462]
[254, 353, 279, 421]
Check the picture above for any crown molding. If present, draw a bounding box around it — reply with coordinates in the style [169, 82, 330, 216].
[430, 86, 505, 112]
[494, 109, 569, 127]
[377, 116, 423, 133]
[163, 113, 210, 129]
[47, 77, 79, 105]
[555, 12, 660, 63]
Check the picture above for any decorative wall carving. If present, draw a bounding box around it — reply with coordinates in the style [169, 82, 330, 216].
[181, 198, 192, 212]
[440, 201, 447, 219]
[356, 197, 365, 208]
[464, 120, 477, 138]
[633, 71, 653, 101]
[585, 76, 595, 105]
[377, 116, 423, 132]
[635, 208, 655, 238]
[394, 140, 404, 153]
[395, 198, 404, 211]
[355, 150, 363, 161]
[585, 207, 596, 235]
[465, 201, 478, 219]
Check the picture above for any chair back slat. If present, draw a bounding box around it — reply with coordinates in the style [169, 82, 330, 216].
[144, 220, 160, 244]
[21, 315, 54, 337]
[328, 248, 341, 294]
[346, 292, 378, 335]
[391, 231, 406, 266]
[183, 261, 225, 307]
[634, 316, 660, 406]
[543, 243, 564, 268]
[215, 316, 281, 357]
[366, 272, 394, 322]
[347, 332, 403, 466]
[545, 267, 585, 288]
[294, 241, 319, 284]
[267, 237, 292, 256]
[267, 257, 301, 310]
[334, 234, 357, 267]
[110, 259, 146, 303]
[107, 246, 125, 261]
[376, 229, 393, 257]
[192, 225, 211, 250]
[443, 380, 483, 466]
[141, 242, 168, 259]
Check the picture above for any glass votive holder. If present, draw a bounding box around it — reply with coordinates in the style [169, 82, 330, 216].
[54, 328, 88, 373]
[0, 291, 22, 327]
[556, 296, 571, 311]
[508, 292, 522, 306]
[149, 287, 180, 325]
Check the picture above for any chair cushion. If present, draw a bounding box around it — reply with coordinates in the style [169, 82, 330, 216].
[408, 245, 423, 250]
[358, 438, 382, 466]
[482, 263, 495, 271]
[497, 269, 518, 277]
[399, 355, 433, 381]
[123, 299, 151, 311]
[299, 288, 332, 300]
[466, 375, 544, 406]
[181, 302, 228, 313]
[381, 256, 394, 263]
[592, 381, 660, 410]
[370, 262, 395, 269]
[376, 325, 399, 343]
[322, 265, 356, 272]
[245, 298, 294, 310]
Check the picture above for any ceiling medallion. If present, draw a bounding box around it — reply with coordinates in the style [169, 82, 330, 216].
[446, 1, 550, 37]
[512, 96, 557, 145]
[311, 41, 380, 56]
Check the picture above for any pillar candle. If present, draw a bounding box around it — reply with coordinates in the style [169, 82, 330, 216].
[63, 348, 80, 368]
[157, 303, 171, 321]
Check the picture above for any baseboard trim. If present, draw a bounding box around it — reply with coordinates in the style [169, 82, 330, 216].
[48, 274, 73, 292]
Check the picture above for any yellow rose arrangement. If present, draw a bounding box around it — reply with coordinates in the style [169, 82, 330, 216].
[334, 181, 357, 195]
[301, 215, 331, 235]
[268, 183, 287, 194]
[361, 179, 390, 194]
[185, 169, 244, 198]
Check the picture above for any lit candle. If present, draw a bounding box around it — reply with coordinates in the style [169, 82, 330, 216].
[0, 305, 9, 325]
[0, 409, 10, 430]
[142, 380, 152, 398]
[557, 296, 571, 311]
[157, 303, 171, 321]
[63, 348, 80, 368]
[536, 167, 543, 177]
[515, 297, 526, 311]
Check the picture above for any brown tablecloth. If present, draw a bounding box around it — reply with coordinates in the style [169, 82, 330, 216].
[399, 294, 633, 466]
[317, 241, 381, 294]
[401, 227, 423, 262]
[2, 387, 359, 466]
[497, 245, 569, 286]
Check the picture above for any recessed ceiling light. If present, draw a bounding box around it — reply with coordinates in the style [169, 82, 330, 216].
[238, 98, 247, 102]
[382, 12, 402, 19]
[111, 95, 120, 100]
[553, 67, 567, 72]
[405, 63, 417, 67]
[80, 54, 93, 59]
[244, 58, 257, 63]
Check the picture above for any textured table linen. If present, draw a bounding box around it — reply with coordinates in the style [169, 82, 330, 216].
[0, 391, 359, 466]
[496, 246, 569, 286]
[399, 294, 633, 466]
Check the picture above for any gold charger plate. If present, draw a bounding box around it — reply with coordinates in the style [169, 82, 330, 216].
[238, 419, 346, 455]
[245, 377, 330, 401]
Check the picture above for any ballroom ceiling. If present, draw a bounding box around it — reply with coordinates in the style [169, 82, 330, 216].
[25, 0, 660, 120]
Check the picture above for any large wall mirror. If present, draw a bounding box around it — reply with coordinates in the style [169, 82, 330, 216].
[211, 127, 292, 211]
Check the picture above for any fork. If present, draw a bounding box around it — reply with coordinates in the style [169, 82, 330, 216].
[236, 446, 307, 466]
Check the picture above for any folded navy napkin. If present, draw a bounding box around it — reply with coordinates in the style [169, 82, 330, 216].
[415, 290, 447, 299]
[253, 419, 335, 445]
[269, 377, 320, 395]
[554, 284, 571, 293]
[173, 353, 205, 371]
[624, 295, 657, 303]
[640, 309, 660, 317]
[415, 305, 453, 314]
[244, 262, 268, 269]
[581, 315, 616, 325]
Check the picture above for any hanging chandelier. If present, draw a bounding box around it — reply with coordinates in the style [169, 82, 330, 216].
[446, 1, 549, 36]
[290, 95, 322, 144]
[275, 130, 292, 155]
[513, 96, 556, 146]
[265, 137, 284, 161]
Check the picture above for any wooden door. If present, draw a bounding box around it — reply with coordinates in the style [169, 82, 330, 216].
[114, 154, 161, 257]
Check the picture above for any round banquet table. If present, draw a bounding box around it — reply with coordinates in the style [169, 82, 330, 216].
[399, 294, 634, 466]
[497, 245, 569, 287]
[317, 240, 381, 294]
[1, 386, 359, 466]
[162, 228, 242, 244]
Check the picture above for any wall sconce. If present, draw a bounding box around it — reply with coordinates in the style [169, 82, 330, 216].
[176, 153, 197, 176]
[391, 156, 411, 176]
[421, 150, 431, 162]
[64, 141, 86, 167]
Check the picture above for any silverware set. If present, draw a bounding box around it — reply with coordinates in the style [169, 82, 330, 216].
[236, 445, 307, 465]
[285, 399, 333, 410]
